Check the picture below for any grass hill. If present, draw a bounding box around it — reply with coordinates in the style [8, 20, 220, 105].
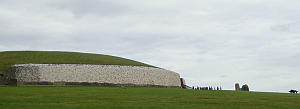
[0, 51, 156, 72]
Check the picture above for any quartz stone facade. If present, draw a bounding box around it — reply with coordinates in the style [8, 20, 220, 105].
[5, 64, 181, 87]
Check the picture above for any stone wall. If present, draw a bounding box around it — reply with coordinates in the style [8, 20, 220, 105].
[5, 64, 181, 88]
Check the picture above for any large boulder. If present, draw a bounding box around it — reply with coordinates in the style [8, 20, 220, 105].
[241, 84, 249, 91]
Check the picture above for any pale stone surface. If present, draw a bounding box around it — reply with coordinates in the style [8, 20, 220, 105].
[6, 64, 181, 87]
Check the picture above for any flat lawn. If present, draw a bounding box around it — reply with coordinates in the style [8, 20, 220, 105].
[0, 86, 299, 109]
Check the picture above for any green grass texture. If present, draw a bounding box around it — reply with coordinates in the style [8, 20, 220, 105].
[0, 86, 299, 109]
[0, 51, 156, 72]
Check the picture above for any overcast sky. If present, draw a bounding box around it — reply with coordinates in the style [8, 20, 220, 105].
[1, 0, 300, 92]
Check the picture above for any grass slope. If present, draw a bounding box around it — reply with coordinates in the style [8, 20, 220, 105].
[0, 51, 156, 72]
[0, 86, 299, 108]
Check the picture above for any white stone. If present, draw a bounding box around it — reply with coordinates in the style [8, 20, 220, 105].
[6, 64, 181, 87]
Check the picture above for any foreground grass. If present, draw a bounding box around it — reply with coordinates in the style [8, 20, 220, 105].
[0, 86, 299, 109]
[0, 51, 156, 72]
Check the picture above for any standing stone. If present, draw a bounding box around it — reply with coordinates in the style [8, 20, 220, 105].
[235, 83, 240, 91]
[241, 84, 249, 91]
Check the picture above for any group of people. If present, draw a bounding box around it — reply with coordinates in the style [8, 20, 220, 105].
[189, 86, 222, 90]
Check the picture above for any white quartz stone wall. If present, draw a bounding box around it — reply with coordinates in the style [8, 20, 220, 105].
[7, 64, 181, 87]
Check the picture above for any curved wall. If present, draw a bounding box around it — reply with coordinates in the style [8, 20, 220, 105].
[5, 64, 181, 87]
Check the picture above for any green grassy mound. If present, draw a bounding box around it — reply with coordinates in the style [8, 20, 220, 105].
[0, 51, 156, 72]
[0, 86, 299, 108]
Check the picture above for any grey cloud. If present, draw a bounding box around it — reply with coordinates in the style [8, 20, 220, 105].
[290, 53, 300, 59]
[271, 23, 293, 32]
[47, 0, 133, 18]
[219, 75, 228, 78]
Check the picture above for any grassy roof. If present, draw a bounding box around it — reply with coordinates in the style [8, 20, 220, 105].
[0, 51, 156, 72]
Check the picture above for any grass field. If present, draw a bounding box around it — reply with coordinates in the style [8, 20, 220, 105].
[0, 51, 156, 72]
[1, 51, 299, 108]
[0, 86, 299, 109]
